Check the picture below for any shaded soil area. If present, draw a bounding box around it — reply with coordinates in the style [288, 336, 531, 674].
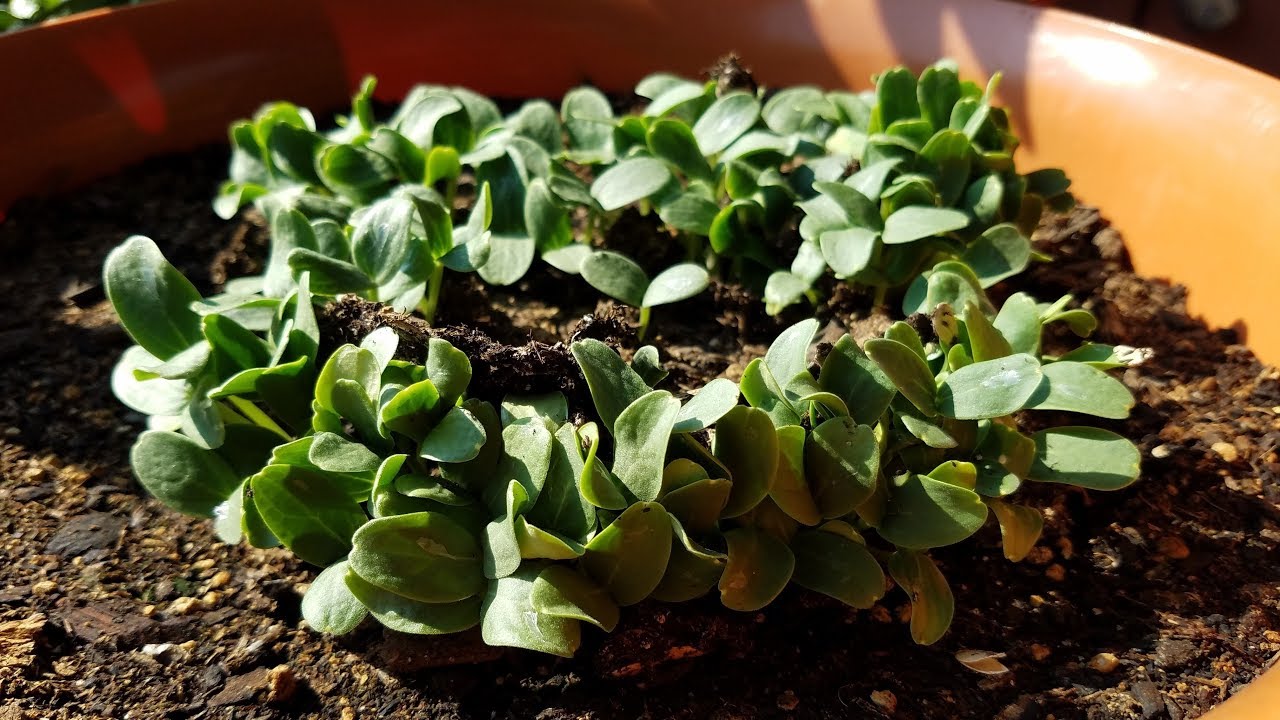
[0, 148, 1277, 720]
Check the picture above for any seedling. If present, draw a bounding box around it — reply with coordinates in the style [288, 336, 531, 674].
[578, 251, 708, 339]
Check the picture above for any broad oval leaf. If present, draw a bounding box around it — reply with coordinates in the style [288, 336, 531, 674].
[805, 417, 880, 519]
[579, 250, 648, 307]
[642, 263, 709, 308]
[719, 527, 795, 612]
[962, 224, 1031, 288]
[771, 425, 820, 526]
[936, 354, 1042, 420]
[878, 473, 988, 549]
[1029, 427, 1141, 490]
[419, 407, 487, 463]
[590, 157, 672, 211]
[345, 571, 481, 635]
[302, 560, 368, 635]
[693, 92, 760, 155]
[715, 405, 779, 517]
[1025, 362, 1134, 419]
[818, 336, 898, 426]
[988, 500, 1044, 562]
[882, 206, 970, 245]
[104, 236, 203, 360]
[481, 566, 581, 657]
[531, 565, 620, 632]
[647, 119, 713, 182]
[865, 338, 938, 416]
[570, 339, 651, 431]
[821, 227, 879, 278]
[612, 390, 681, 501]
[582, 502, 673, 606]
[251, 465, 367, 567]
[349, 511, 485, 603]
[888, 550, 953, 645]
[131, 430, 241, 517]
[791, 526, 886, 608]
[673, 377, 740, 433]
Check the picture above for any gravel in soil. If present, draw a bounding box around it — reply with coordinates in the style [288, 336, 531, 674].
[0, 148, 1277, 720]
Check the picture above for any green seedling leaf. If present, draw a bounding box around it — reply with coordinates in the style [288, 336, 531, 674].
[805, 417, 879, 519]
[349, 511, 485, 603]
[266, 209, 319, 297]
[888, 550, 953, 645]
[510, 99, 562, 153]
[1025, 168, 1071, 197]
[660, 475, 731, 534]
[483, 480, 530, 579]
[878, 472, 988, 549]
[514, 518, 585, 560]
[287, 248, 374, 296]
[927, 460, 978, 490]
[501, 393, 569, 426]
[647, 119, 713, 182]
[964, 301, 1013, 362]
[591, 157, 672, 211]
[396, 93, 465, 146]
[821, 227, 879, 278]
[420, 407, 487, 463]
[571, 340, 650, 431]
[715, 405, 779, 517]
[1029, 427, 1141, 490]
[882, 206, 970, 245]
[345, 571, 481, 635]
[302, 560, 368, 635]
[993, 292, 1042, 356]
[818, 336, 898, 426]
[579, 251, 647, 307]
[251, 465, 367, 567]
[395, 474, 468, 506]
[561, 86, 615, 163]
[440, 399, 503, 492]
[130, 431, 241, 517]
[104, 237, 203, 360]
[765, 318, 819, 386]
[660, 458, 709, 495]
[771, 425, 820, 526]
[875, 67, 921, 128]
[577, 422, 629, 510]
[988, 500, 1044, 562]
[112, 347, 190, 416]
[812, 181, 882, 231]
[936, 353, 1042, 420]
[919, 130, 972, 205]
[646, 80, 711, 119]
[497, 418, 554, 505]
[693, 92, 760, 154]
[643, 264, 710, 308]
[963, 224, 1031, 287]
[613, 390, 681, 501]
[541, 244, 592, 274]
[582, 502, 673, 606]
[865, 338, 938, 416]
[902, 261, 995, 318]
[792, 524, 886, 608]
[318, 144, 397, 203]
[524, 179, 572, 254]
[316, 346, 381, 413]
[482, 566, 581, 657]
[763, 271, 810, 316]
[309, 431, 381, 473]
[531, 566, 620, 632]
[652, 516, 727, 602]
[658, 193, 719, 235]
[1025, 362, 1134, 419]
[918, 64, 962, 131]
[762, 85, 826, 135]
[719, 527, 795, 612]
[900, 413, 958, 449]
[674, 378, 740, 433]
[379, 379, 442, 442]
[630, 346, 668, 387]
[526, 423, 595, 540]
[885, 321, 928, 362]
[846, 157, 901, 200]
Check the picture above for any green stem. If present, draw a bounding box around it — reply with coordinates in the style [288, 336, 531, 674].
[418, 263, 445, 325]
[637, 306, 652, 342]
[873, 284, 888, 309]
[227, 397, 291, 441]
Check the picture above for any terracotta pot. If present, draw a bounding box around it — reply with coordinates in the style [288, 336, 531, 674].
[0, 1, 1276, 714]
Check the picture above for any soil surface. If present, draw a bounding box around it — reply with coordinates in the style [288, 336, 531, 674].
[1, 147, 1278, 720]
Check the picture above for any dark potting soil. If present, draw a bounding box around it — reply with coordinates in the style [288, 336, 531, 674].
[0, 145, 1278, 720]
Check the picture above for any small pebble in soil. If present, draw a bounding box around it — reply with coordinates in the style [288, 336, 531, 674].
[1151, 443, 1173, 459]
[340, 709, 356, 720]
[776, 690, 799, 711]
[870, 690, 897, 713]
[208, 571, 231, 589]
[1088, 652, 1121, 673]
[1045, 564, 1066, 582]
[1031, 644, 1052, 662]
[1157, 536, 1192, 560]
[1211, 441, 1239, 462]
[30, 580, 56, 596]
[168, 596, 198, 616]
[266, 665, 297, 704]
